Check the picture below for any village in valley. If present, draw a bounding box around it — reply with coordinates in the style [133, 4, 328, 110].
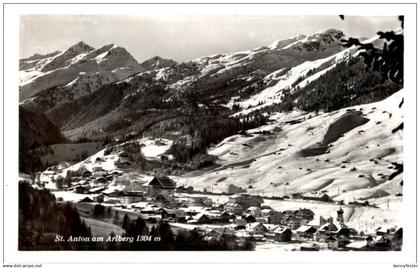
[21, 139, 403, 251]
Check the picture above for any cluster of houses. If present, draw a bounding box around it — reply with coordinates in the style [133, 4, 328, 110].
[41, 158, 402, 251]
[167, 204, 402, 251]
[75, 175, 177, 206]
[83, 177, 401, 252]
[71, 169, 122, 194]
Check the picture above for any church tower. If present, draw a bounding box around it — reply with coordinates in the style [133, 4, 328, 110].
[336, 206, 344, 226]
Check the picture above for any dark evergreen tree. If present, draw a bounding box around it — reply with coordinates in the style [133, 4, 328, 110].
[121, 214, 131, 232]
[341, 16, 403, 85]
[92, 204, 106, 219]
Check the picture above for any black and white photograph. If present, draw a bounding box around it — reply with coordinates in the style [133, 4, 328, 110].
[2, 2, 418, 267]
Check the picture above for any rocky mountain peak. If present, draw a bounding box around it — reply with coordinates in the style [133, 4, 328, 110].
[141, 55, 177, 71]
[40, 41, 94, 72]
[281, 28, 344, 55]
[307, 28, 345, 43]
[96, 45, 141, 70]
[107, 46, 131, 57]
[64, 41, 95, 55]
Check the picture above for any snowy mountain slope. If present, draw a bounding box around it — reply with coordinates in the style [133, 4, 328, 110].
[40, 41, 95, 72]
[72, 30, 349, 138]
[174, 89, 403, 202]
[269, 34, 306, 50]
[19, 42, 145, 102]
[19, 50, 62, 70]
[234, 48, 354, 114]
[233, 33, 386, 115]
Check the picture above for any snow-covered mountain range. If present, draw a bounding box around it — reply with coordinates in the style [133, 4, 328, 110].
[19, 28, 403, 210]
[20, 42, 145, 102]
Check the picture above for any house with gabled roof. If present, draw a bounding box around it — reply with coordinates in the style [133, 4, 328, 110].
[82, 170, 93, 178]
[88, 186, 106, 194]
[187, 213, 211, 224]
[93, 194, 104, 203]
[319, 222, 338, 232]
[74, 185, 88, 194]
[147, 176, 176, 197]
[263, 224, 280, 233]
[332, 226, 351, 248]
[155, 193, 175, 206]
[190, 196, 213, 207]
[315, 222, 338, 241]
[220, 211, 235, 222]
[274, 226, 292, 242]
[302, 192, 331, 202]
[228, 193, 264, 209]
[261, 209, 282, 224]
[78, 197, 93, 203]
[244, 214, 256, 223]
[232, 218, 247, 230]
[260, 208, 274, 217]
[345, 236, 373, 251]
[296, 225, 317, 239]
[246, 206, 261, 217]
[246, 222, 267, 235]
[204, 229, 222, 240]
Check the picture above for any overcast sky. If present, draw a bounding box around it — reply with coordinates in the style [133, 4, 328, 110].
[20, 15, 400, 62]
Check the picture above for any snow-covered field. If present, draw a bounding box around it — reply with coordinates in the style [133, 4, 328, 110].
[140, 138, 173, 158]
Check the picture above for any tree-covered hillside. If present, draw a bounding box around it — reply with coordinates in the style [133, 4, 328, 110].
[294, 57, 401, 112]
[19, 181, 91, 250]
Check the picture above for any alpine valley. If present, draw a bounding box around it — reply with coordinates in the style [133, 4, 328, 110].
[19, 28, 404, 251]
